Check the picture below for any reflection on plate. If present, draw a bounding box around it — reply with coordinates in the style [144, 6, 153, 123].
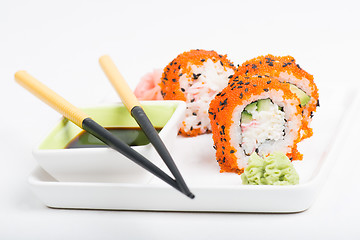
[28, 86, 356, 212]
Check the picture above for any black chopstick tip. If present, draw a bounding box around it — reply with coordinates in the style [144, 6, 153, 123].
[187, 192, 195, 199]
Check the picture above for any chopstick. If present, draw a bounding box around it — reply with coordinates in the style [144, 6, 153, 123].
[99, 55, 195, 199]
[14, 70, 192, 198]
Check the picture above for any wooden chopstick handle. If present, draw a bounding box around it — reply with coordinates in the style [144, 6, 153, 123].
[99, 55, 141, 111]
[14, 71, 89, 127]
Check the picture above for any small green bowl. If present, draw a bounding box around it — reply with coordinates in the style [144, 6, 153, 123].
[33, 100, 186, 183]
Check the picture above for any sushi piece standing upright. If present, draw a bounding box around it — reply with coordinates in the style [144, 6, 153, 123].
[160, 49, 236, 137]
[237, 54, 319, 140]
[209, 74, 303, 174]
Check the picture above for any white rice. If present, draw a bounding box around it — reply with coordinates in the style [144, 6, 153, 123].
[179, 59, 235, 133]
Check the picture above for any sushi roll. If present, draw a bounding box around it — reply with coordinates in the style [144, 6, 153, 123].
[209, 74, 303, 174]
[236, 55, 319, 140]
[160, 49, 236, 136]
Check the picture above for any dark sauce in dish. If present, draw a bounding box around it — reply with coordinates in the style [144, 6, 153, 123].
[65, 127, 162, 149]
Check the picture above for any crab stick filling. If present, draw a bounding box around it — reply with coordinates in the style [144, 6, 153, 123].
[240, 99, 286, 156]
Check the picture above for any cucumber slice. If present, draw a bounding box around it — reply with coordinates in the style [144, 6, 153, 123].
[241, 111, 253, 124]
[257, 99, 272, 111]
[289, 84, 310, 106]
[244, 102, 257, 113]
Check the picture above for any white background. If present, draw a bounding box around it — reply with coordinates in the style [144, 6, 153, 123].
[1, 0, 360, 239]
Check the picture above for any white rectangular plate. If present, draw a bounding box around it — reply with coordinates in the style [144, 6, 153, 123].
[28, 86, 357, 212]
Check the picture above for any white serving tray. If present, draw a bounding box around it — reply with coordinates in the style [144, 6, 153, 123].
[28, 86, 357, 212]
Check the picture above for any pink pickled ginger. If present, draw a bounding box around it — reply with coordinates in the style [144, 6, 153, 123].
[134, 69, 163, 100]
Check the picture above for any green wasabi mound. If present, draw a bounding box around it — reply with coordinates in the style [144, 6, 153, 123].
[241, 152, 299, 185]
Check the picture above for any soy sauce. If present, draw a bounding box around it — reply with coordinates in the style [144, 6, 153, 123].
[65, 127, 162, 149]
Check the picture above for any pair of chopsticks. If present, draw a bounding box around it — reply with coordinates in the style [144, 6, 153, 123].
[15, 55, 195, 199]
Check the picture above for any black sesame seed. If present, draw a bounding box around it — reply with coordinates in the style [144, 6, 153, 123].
[253, 84, 257, 87]
[267, 80, 271, 84]
[316, 99, 320, 107]
[193, 73, 201, 79]
[172, 79, 176, 82]
[201, 59, 205, 62]
[228, 75, 233, 79]
[230, 150, 235, 153]
[178, 73, 183, 77]
[264, 88, 269, 92]
[181, 88, 185, 92]
[240, 93, 243, 99]
[245, 88, 248, 93]
[192, 112, 197, 116]
[245, 82, 250, 85]
[252, 64, 257, 69]
[197, 122, 201, 126]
